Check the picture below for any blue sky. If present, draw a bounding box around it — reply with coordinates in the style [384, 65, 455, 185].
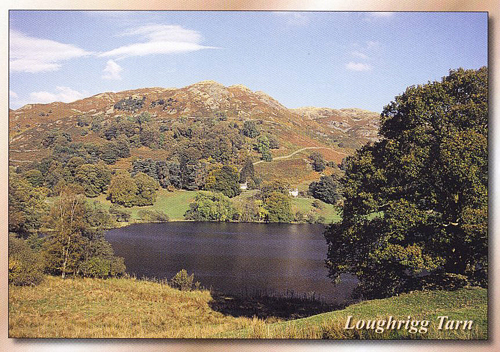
[9, 11, 487, 112]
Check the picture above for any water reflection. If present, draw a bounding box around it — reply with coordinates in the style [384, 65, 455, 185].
[106, 222, 357, 304]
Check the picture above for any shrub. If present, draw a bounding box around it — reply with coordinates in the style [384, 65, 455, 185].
[312, 199, 323, 209]
[109, 205, 132, 222]
[137, 209, 169, 223]
[170, 269, 200, 291]
[79, 256, 126, 278]
[8, 234, 45, 286]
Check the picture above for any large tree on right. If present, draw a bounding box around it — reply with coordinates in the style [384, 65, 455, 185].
[325, 67, 488, 299]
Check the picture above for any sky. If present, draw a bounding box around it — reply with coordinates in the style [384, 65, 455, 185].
[9, 11, 487, 113]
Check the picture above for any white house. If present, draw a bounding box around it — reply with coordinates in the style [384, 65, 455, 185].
[289, 188, 299, 197]
[239, 182, 248, 190]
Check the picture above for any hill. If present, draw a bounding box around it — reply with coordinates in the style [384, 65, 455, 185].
[9, 275, 486, 339]
[9, 81, 379, 186]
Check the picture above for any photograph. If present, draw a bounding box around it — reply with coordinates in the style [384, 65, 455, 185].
[7, 10, 488, 341]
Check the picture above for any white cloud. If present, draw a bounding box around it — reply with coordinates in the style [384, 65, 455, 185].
[99, 24, 217, 59]
[349, 41, 382, 62]
[366, 40, 381, 49]
[10, 90, 18, 99]
[29, 86, 87, 104]
[351, 50, 369, 60]
[346, 62, 372, 72]
[10, 30, 92, 73]
[102, 59, 123, 80]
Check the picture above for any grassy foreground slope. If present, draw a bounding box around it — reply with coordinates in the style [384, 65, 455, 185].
[9, 276, 486, 339]
[9, 276, 259, 338]
[220, 287, 487, 339]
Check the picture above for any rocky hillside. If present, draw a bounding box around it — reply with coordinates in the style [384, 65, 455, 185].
[291, 107, 379, 147]
[9, 81, 380, 172]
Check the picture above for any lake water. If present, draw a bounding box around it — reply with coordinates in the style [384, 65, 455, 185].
[105, 222, 357, 304]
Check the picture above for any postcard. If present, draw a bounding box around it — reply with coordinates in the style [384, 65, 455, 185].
[7, 9, 489, 344]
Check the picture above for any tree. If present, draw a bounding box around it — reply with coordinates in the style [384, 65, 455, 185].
[107, 171, 138, 207]
[109, 205, 131, 222]
[115, 135, 131, 158]
[309, 151, 326, 172]
[74, 162, 111, 197]
[137, 209, 169, 222]
[44, 160, 66, 192]
[66, 156, 86, 177]
[184, 191, 236, 222]
[205, 165, 241, 198]
[267, 134, 280, 149]
[179, 147, 202, 190]
[239, 158, 255, 183]
[133, 172, 159, 206]
[263, 191, 293, 223]
[107, 171, 158, 206]
[43, 186, 125, 279]
[131, 158, 166, 186]
[43, 187, 88, 278]
[9, 234, 45, 286]
[261, 180, 290, 198]
[242, 120, 260, 138]
[9, 169, 48, 236]
[24, 169, 44, 187]
[167, 161, 182, 189]
[308, 175, 342, 204]
[254, 135, 271, 161]
[325, 67, 488, 298]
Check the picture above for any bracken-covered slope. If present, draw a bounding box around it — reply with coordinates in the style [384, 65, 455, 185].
[9, 81, 380, 175]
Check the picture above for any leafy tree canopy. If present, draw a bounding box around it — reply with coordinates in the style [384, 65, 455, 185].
[325, 67, 488, 298]
[309, 151, 326, 172]
[43, 186, 125, 279]
[184, 191, 236, 222]
[309, 175, 342, 205]
[9, 169, 49, 236]
[264, 191, 293, 223]
[205, 165, 241, 198]
[242, 120, 260, 138]
[107, 171, 159, 207]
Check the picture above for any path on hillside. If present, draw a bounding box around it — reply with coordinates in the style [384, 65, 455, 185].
[253, 146, 347, 166]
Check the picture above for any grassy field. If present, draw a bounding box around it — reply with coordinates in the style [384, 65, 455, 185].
[9, 276, 487, 339]
[93, 189, 197, 221]
[291, 197, 341, 224]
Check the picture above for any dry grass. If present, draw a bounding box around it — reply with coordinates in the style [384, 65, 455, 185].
[9, 276, 486, 340]
[8, 275, 264, 338]
[255, 157, 319, 186]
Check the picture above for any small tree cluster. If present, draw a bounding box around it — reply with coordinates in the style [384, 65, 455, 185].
[309, 151, 326, 172]
[308, 175, 342, 205]
[184, 191, 236, 222]
[43, 187, 125, 279]
[107, 171, 159, 207]
[205, 165, 241, 198]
